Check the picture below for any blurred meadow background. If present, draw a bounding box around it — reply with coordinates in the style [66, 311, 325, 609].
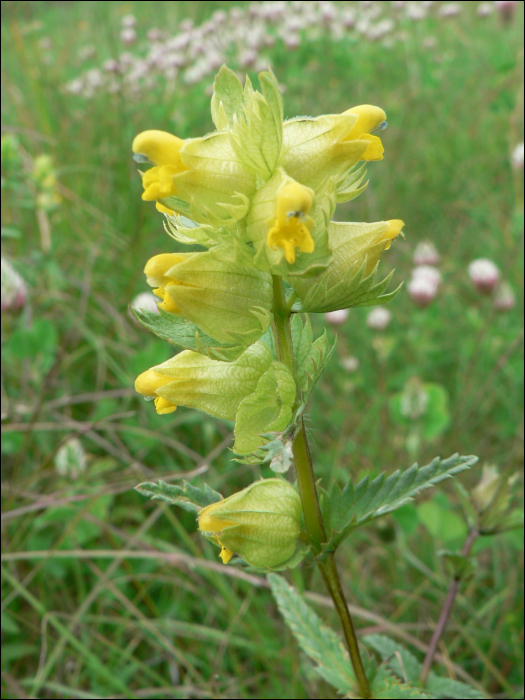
[1, 1, 524, 698]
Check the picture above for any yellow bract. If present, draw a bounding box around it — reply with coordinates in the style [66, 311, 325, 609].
[267, 182, 315, 264]
[134, 369, 178, 414]
[343, 104, 387, 161]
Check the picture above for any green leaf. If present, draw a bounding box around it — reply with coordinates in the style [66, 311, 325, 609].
[363, 635, 485, 699]
[268, 573, 356, 695]
[370, 667, 430, 698]
[426, 674, 485, 699]
[129, 306, 249, 362]
[135, 479, 222, 513]
[364, 635, 421, 682]
[320, 454, 477, 553]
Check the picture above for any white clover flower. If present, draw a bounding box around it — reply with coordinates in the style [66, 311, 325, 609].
[283, 33, 301, 50]
[493, 282, 516, 312]
[324, 309, 349, 326]
[39, 37, 52, 50]
[411, 265, 442, 288]
[408, 276, 438, 307]
[511, 143, 524, 171]
[367, 306, 392, 331]
[413, 241, 440, 266]
[468, 258, 501, 293]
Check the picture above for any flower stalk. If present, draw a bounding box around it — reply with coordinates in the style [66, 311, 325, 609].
[271, 275, 372, 699]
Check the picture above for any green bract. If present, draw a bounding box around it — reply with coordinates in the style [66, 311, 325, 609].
[198, 478, 304, 570]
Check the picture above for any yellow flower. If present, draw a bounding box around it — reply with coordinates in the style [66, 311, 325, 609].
[343, 104, 387, 161]
[267, 182, 315, 264]
[134, 369, 178, 414]
[132, 130, 188, 203]
[143, 252, 192, 314]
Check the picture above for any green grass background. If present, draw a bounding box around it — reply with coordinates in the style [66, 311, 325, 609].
[1, 1, 524, 698]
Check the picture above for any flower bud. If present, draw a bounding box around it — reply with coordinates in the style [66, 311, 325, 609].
[198, 478, 303, 569]
[468, 258, 500, 294]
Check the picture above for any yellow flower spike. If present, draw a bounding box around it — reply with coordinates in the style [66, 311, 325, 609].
[381, 219, 405, 249]
[267, 182, 316, 264]
[343, 104, 387, 161]
[135, 369, 178, 414]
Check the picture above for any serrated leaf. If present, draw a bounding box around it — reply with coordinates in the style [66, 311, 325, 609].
[268, 574, 356, 695]
[426, 673, 485, 699]
[321, 455, 477, 553]
[129, 306, 249, 362]
[364, 635, 421, 683]
[135, 479, 222, 512]
[363, 635, 485, 699]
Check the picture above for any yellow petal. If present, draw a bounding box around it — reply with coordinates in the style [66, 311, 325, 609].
[154, 397, 177, 414]
[268, 217, 315, 264]
[344, 104, 387, 140]
[275, 182, 314, 220]
[132, 130, 186, 168]
[156, 202, 174, 215]
[140, 165, 181, 201]
[144, 253, 188, 284]
[135, 369, 176, 397]
[382, 219, 405, 249]
[359, 134, 384, 161]
[153, 286, 182, 314]
[219, 547, 234, 564]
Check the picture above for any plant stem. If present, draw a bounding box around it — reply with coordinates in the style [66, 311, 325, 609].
[272, 276, 372, 699]
[419, 527, 480, 686]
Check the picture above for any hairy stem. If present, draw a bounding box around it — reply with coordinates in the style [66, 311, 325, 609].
[272, 276, 372, 699]
[419, 527, 480, 686]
